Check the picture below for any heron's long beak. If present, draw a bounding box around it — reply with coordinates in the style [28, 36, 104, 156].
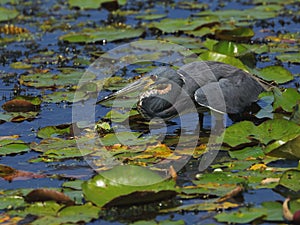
[96, 76, 154, 104]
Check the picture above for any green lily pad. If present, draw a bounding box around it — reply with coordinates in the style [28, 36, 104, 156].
[135, 14, 167, 20]
[0, 195, 25, 210]
[198, 51, 247, 71]
[10, 62, 32, 69]
[278, 169, 300, 193]
[213, 41, 249, 57]
[0, 111, 39, 123]
[222, 119, 300, 148]
[0, 7, 19, 22]
[273, 88, 300, 112]
[57, 203, 100, 223]
[30, 137, 94, 161]
[256, 66, 294, 84]
[60, 27, 144, 43]
[215, 27, 255, 41]
[42, 90, 90, 103]
[104, 109, 139, 122]
[37, 124, 71, 139]
[19, 70, 95, 88]
[276, 53, 300, 64]
[150, 17, 218, 33]
[68, 0, 125, 9]
[261, 201, 284, 222]
[0, 139, 29, 156]
[82, 165, 177, 208]
[215, 207, 266, 223]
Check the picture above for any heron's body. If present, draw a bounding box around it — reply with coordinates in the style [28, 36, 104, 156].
[100, 61, 266, 120]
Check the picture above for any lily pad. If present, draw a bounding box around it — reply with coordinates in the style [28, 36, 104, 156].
[68, 0, 125, 9]
[273, 88, 300, 112]
[256, 66, 294, 84]
[82, 165, 177, 208]
[42, 90, 90, 103]
[19, 70, 95, 88]
[276, 53, 300, 64]
[37, 124, 71, 139]
[0, 139, 29, 156]
[150, 18, 218, 33]
[215, 207, 266, 223]
[0, 7, 19, 22]
[2, 96, 41, 112]
[0, 164, 45, 181]
[222, 119, 300, 148]
[278, 169, 300, 193]
[60, 27, 144, 43]
[215, 27, 255, 41]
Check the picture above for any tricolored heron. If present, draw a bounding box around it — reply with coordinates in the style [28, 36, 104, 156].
[98, 61, 267, 121]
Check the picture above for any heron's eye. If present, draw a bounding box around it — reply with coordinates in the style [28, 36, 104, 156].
[156, 83, 169, 90]
[150, 75, 157, 81]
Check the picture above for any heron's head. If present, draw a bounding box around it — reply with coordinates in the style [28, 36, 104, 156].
[137, 67, 185, 120]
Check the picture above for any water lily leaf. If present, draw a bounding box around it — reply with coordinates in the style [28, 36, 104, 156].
[0, 195, 25, 210]
[256, 66, 294, 84]
[273, 88, 300, 112]
[57, 203, 100, 223]
[278, 169, 300, 193]
[198, 51, 247, 71]
[68, 0, 124, 9]
[213, 41, 249, 57]
[25, 189, 75, 205]
[0, 7, 19, 22]
[150, 18, 218, 33]
[104, 109, 139, 122]
[60, 27, 144, 43]
[10, 61, 32, 69]
[0, 139, 29, 156]
[131, 219, 185, 225]
[11, 201, 63, 217]
[82, 165, 177, 208]
[135, 14, 167, 20]
[261, 201, 284, 222]
[30, 137, 94, 161]
[222, 119, 300, 147]
[19, 70, 95, 88]
[215, 207, 267, 223]
[42, 90, 89, 103]
[276, 53, 300, 64]
[62, 180, 84, 190]
[0, 111, 39, 123]
[37, 124, 71, 139]
[2, 96, 41, 112]
[0, 164, 45, 181]
[229, 146, 265, 160]
[215, 27, 255, 41]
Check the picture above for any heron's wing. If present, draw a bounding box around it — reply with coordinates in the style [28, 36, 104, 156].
[194, 73, 264, 114]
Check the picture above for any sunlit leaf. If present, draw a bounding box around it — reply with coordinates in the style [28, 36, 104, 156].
[82, 165, 177, 208]
[198, 51, 247, 71]
[273, 88, 300, 112]
[215, 27, 254, 41]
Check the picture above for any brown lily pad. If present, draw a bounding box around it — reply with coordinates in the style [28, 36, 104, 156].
[25, 189, 75, 205]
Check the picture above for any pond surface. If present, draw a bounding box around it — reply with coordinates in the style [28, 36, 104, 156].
[0, 0, 300, 224]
